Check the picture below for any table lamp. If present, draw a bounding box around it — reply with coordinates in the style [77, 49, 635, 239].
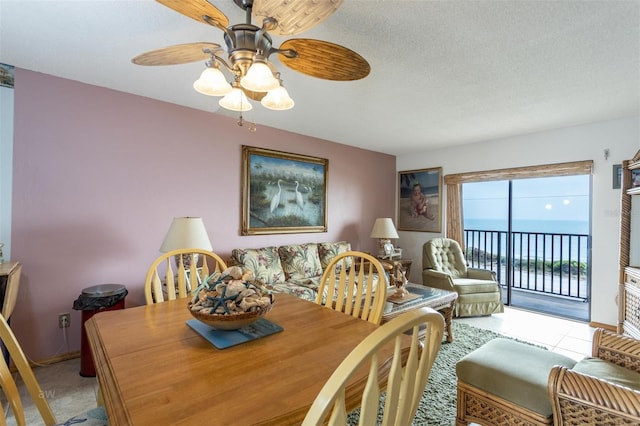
[160, 217, 212, 269]
[370, 218, 400, 258]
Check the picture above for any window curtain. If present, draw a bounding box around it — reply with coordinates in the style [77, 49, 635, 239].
[443, 160, 593, 252]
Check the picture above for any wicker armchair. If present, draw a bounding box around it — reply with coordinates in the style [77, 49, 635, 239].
[548, 328, 640, 425]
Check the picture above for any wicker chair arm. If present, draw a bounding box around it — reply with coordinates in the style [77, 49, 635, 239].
[421, 269, 456, 292]
[592, 328, 640, 372]
[548, 365, 640, 425]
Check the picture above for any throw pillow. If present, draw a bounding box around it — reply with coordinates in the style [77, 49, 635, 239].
[318, 241, 352, 270]
[230, 246, 285, 284]
[278, 243, 323, 281]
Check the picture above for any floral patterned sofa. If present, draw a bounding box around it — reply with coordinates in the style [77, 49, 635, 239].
[230, 241, 356, 302]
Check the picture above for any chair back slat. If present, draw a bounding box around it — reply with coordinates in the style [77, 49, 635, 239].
[2, 263, 22, 319]
[0, 353, 25, 425]
[303, 307, 444, 425]
[0, 313, 57, 425]
[316, 251, 388, 325]
[144, 249, 227, 304]
[359, 352, 381, 424]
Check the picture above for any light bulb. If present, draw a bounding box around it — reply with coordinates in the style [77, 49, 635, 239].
[193, 66, 231, 96]
[219, 86, 253, 112]
[261, 86, 295, 110]
[241, 59, 279, 92]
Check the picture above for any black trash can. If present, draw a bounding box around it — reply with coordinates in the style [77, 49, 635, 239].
[73, 284, 127, 377]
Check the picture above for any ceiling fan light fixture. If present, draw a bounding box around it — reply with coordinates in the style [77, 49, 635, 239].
[261, 85, 294, 111]
[219, 83, 253, 112]
[193, 65, 232, 96]
[240, 57, 280, 92]
[134, 0, 370, 116]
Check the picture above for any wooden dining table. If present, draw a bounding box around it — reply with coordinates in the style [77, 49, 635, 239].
[85, 293, 410, 425]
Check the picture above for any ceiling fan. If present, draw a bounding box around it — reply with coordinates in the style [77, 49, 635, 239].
[132, 0, 371, 112]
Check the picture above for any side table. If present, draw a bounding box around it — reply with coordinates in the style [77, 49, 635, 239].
[382, 282, 458, 343]
[377, 257, 413, 280]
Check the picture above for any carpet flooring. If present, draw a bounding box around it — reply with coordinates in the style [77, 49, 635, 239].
[347, 321, 517, 426]
[414, 321, 507, 425]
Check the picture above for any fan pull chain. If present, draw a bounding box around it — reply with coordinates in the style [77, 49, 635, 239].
[237, 113, 257, 133]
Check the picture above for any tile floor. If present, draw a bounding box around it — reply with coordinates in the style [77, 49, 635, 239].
[458, 305, 596, 361]
[5, 306, 597, 424]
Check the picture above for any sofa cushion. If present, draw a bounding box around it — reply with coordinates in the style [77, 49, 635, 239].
[572, 357, 640, 391]
[230, 246, 285, 284]
[278, 243, 323, 281]
[260, 281, 318, 302]
[318, 241, 352, 270]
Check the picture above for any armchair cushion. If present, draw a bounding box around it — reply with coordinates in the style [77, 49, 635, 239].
[452, 278, 504, 294]
[467, 268, 497, 281]
[423, 238, 504, 317]
[572, 357, 640, 391]
[424, 240, 468, 278]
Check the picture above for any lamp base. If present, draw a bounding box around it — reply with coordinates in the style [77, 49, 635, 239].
[377, 238, 392, 257]
[174, 253, 199, 270]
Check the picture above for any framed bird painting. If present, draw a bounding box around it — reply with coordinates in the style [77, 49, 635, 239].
[241, 146, 328, 235]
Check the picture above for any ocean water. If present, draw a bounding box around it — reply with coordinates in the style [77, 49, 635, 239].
[464, 219, 589, 235]
[464, 219, 590, 262]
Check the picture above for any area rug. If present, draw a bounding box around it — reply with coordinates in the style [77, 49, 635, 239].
[347, 321, 516, 426]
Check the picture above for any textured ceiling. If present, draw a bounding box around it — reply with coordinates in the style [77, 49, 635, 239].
[1, 0, 638, 155]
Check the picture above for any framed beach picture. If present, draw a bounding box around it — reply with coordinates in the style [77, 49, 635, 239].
[397, 167, 442, 233]
[241, 145, 328, 235]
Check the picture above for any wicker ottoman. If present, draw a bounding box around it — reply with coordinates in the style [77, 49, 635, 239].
[456, 338, 577, 425]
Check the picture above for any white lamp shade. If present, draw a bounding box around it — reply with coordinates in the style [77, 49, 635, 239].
[261, 86, 295, 110]
[193, 67, 232, 96]
[370, 218, 399, 239]
[159, 217, 212, 252]
[240, 60, 280, 92]
[219, 86, 253, 112]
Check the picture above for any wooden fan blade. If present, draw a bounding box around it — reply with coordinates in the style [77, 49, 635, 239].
[156, 0, 229, 28]
[252, 0, 343, 36]
[132, 43, 223, 66]
[278, 39, 370, 81]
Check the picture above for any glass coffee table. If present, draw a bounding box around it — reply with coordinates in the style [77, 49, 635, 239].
[382, 282, 458, 342]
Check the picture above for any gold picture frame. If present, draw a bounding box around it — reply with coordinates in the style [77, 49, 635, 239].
[397, 167, 442, 233]
[241, 146, 328, 235]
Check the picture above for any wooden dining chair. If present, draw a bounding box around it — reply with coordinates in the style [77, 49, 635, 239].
[303, 307, 444, 426]
[0, 312, 107, 426]
[2, 262, 21, 319]
[315, 251, 388, 324]
[144, 248, 227, 304]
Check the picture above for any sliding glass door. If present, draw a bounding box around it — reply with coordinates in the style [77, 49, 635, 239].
[463, 175, 591, 321]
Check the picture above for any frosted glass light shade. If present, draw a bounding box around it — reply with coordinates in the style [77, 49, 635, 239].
[261, 86, 295, 110]
[240, 60, 279, 92]
[219, 86, 253, 112]
[159, 217, 212, 252]
[193, 67, 232, 96]
[370, 218, 399, 239]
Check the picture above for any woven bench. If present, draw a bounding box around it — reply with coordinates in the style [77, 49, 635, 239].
[455, 338, 577, 425]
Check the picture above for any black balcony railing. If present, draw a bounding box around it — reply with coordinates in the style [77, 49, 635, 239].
[464, 229, 590, 301]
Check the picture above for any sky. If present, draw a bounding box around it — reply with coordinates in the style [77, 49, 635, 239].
[463, 175, 590, 223]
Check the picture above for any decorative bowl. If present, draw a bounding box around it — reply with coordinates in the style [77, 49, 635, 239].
[188, 295, 274, 330]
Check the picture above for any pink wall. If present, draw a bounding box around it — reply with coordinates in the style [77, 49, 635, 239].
[11, 69, 396, 361]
